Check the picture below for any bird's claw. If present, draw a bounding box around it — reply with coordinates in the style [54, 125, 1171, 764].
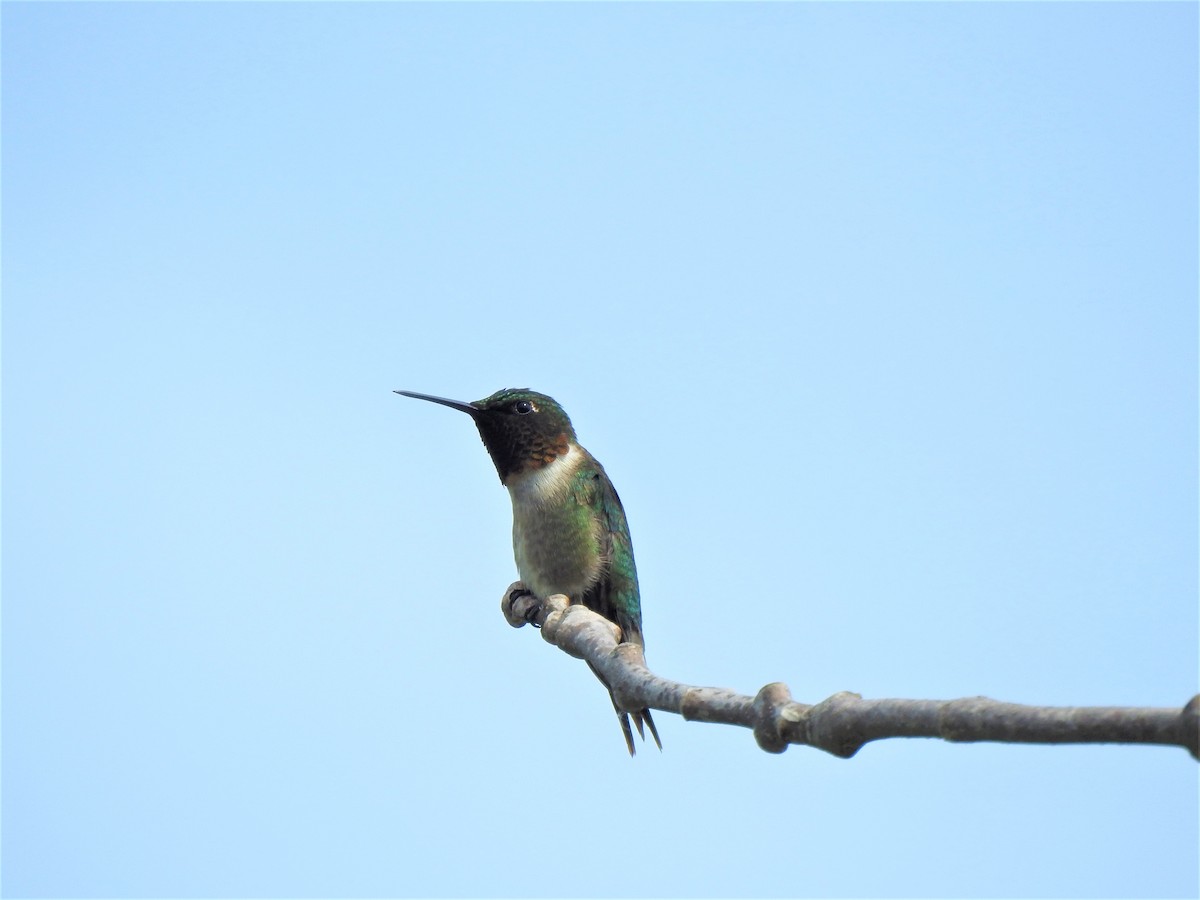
[501, 582, 541, 628]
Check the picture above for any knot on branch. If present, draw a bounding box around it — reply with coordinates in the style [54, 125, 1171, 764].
[543, 599, 609, 661]
[536, 594, 573, 640]
[940, 696, 1003, 742]
[806, 692, 868, 758]
[752, 682, 794, 753]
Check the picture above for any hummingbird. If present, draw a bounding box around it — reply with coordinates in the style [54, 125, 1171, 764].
[395, 387, 662, 755]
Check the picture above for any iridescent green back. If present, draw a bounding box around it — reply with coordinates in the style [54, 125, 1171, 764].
[571, 457, 643, 645]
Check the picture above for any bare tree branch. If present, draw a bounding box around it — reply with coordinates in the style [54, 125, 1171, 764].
[501, 582, 1200, 760]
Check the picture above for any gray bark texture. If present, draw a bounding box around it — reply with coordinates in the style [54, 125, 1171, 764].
[501, 582, 1199, 759]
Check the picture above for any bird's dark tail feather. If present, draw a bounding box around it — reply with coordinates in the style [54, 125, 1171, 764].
[635, 709, 663, 752]
[590, 662, 663, 756]
[615, 706, 663, 756]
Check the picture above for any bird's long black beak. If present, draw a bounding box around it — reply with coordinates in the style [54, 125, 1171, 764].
[394, 390, 479, 415]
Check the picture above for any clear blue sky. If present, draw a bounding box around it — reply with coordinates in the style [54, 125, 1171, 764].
[3, 3, 1197, 897]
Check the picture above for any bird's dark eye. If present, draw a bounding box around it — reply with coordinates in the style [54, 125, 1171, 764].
[512, 400, 534, 415]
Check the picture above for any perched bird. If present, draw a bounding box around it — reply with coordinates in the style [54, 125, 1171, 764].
[395, 387, 662, 755]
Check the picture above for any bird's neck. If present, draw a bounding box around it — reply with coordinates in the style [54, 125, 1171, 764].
[505, 441, 585, 505]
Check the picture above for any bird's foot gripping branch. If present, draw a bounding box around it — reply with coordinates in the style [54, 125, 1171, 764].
[500, 582, 1200, 760]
